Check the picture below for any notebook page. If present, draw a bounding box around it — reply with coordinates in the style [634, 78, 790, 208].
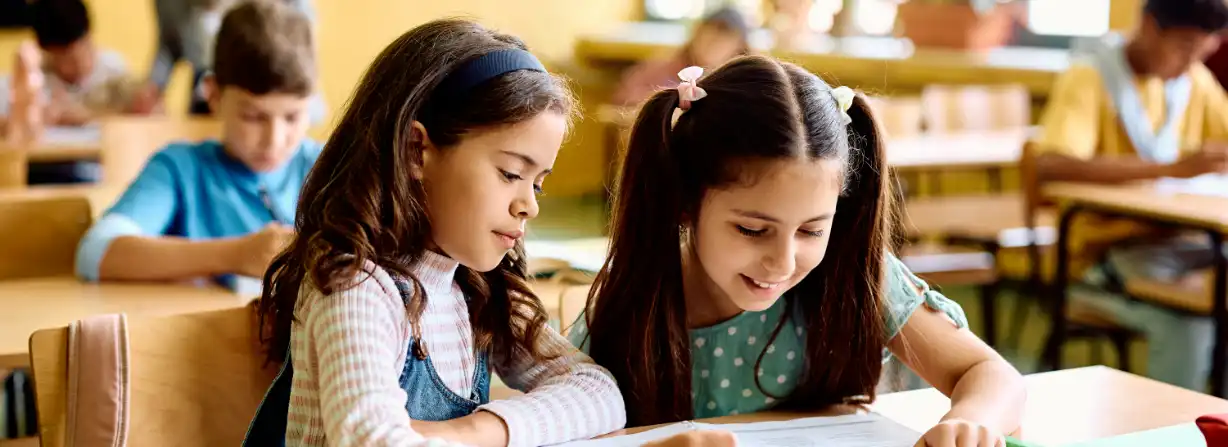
[551, 422, 697, 447]
[1156, 174, 1228, 198]
[694, 414, 920, 447]
[556, 414, 920, 447]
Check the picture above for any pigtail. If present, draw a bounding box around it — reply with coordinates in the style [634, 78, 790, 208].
[782, 91, 893, 410]
[585, 89, 695, 426]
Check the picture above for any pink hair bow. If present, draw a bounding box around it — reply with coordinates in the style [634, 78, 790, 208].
[676, 66, 707, 110]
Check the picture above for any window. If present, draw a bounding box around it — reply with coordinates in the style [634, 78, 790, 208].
[1026, 0, 1110, 37]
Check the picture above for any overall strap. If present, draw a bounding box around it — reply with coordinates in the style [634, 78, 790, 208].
[241, 348, 294, 447]
[1090, 33, 1190, 164]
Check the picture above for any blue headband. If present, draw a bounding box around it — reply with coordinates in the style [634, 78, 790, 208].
[436, 49, 547, 96]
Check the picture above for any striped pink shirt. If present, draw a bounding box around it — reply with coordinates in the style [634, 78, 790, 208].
[284, 251, 626, 446]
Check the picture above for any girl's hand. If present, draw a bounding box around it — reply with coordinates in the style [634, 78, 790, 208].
[644, 430, 738, 447]
[915, 419, 1004, 447]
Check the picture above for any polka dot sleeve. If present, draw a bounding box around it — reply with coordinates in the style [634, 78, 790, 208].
[883, 252, 970, 341]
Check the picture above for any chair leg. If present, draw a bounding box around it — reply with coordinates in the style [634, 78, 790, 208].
[1040, 328, 1063, 371]
[1003, 281, 1037, 352]
[978, 282, 999, 348]
[1110, 332, 1133, 373]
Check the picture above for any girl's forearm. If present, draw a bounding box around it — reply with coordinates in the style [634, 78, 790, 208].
[942, 360, 1027, 436]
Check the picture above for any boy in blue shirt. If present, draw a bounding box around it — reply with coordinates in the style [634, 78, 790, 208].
[75, 1, 320, 286]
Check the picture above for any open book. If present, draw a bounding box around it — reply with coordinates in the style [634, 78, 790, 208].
[554, 414, 921, 447]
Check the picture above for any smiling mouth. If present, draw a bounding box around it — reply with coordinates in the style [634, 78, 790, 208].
[742, 275, 784, 290]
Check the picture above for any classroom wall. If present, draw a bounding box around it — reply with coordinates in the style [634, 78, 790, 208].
[0, 0, 635, 196]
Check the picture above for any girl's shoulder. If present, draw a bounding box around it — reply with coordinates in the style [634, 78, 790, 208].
[881, 252, 969, 340]
[294, 259, 411, 325]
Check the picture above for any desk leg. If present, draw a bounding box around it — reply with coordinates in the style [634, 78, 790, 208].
[988, 167, 1003, 194]
[1209, 231, 1227, 397]
[1042, 205, 1078, 371]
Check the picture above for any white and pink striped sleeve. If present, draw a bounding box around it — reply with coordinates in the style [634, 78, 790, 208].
[303, 275, 430, 446]
[480, 326, 627, 447]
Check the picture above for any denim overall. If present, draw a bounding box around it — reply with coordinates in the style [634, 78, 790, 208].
[243, 279, 491, 446]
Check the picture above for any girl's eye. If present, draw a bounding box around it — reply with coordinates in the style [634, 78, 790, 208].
[500, 170, 523, 182]
[736, 225, 766, 237]
[533, 184, 545, 195]
[799, 229, 825, 238]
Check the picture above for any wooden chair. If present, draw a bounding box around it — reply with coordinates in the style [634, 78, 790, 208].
[898, 241, 1000, 346]
[0, 194, 91, 280]
[920, 84, 1031, 133]
[866, 95, 924, 140]
[0, 149, 26, 188]
[29, 304, 274, 447]
[99, 117, 221, 188]
[1022, 143, 1142, 372]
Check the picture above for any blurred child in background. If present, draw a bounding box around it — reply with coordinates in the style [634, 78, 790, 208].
[611, 7, 750, 106]
[2, 0, 143, 184]
[75, 1, 319, 289]
[1033, 0, 1228, 391]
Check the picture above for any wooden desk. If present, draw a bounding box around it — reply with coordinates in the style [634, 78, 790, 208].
[888, 129, 1028, 171]
[1044, 180, 1228, 397]
[0, 183, 123, 216]
[576, 22, 1069, 97]
[876, 366, 1228, 446]
[622, 366, 1228, 446]
[0, 276, 250, 369]
[0, 125, 103, 163]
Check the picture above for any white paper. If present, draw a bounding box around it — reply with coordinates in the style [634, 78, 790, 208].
[1156, 174, 1228, 198]
[524, 238, 609, 273]
[555, 414, 920, 447]
[553, 422, 699, 447]
[41, 124, 101, 146]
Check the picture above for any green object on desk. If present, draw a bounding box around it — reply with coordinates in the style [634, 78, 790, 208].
[1006, 436, 1045, 447]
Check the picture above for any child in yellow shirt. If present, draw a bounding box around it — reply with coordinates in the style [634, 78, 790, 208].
[1033, 0, 1228, 391]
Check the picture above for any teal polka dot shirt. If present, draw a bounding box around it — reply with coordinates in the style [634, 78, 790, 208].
[568, 252, 969, 418]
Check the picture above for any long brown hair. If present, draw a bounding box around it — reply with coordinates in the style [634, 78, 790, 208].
[584, 55, 895, 426]
[258, 19, 574, 366]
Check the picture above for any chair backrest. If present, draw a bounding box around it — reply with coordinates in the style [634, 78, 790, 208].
[30, 303, 276, 447]
[866, 95, 924, 139]
[0, 148, 27, 188]
[1018, 141, 1051, 229]
[100, 117, 222, 188]
[0, 194, 91, 280]
[921, 84, 1031, 132]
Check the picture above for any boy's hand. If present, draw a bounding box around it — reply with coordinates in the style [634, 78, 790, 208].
[644, 430, 738, 447]
[128, 82, 162, 115]
[232, 223, 294, 278]
[1168, 145, 1228, 178]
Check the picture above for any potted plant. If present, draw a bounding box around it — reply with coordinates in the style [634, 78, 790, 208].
[896, 0, 1022, 51]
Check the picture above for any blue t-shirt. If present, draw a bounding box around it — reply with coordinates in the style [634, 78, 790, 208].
[568, 253, 968, 418]
[75, 139, 322, 283]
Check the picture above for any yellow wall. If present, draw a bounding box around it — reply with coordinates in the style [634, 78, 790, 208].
[1109, 0, 1141, 31]
[1, 0, 635, 196]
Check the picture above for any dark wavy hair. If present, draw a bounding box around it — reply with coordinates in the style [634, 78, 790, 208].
[583, 55, 895, 426]
[258, 19, 574, 365]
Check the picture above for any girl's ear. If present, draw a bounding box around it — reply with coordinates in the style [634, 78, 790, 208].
[409, 121, 434, 180]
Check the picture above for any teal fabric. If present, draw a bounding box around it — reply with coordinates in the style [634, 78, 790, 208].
[568, 253, 968, 418]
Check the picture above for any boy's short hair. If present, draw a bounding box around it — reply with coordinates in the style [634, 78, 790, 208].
[213, 0, 316, 96]
[29, 0, 91, 48]
[1147, 0, 1228, 32]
